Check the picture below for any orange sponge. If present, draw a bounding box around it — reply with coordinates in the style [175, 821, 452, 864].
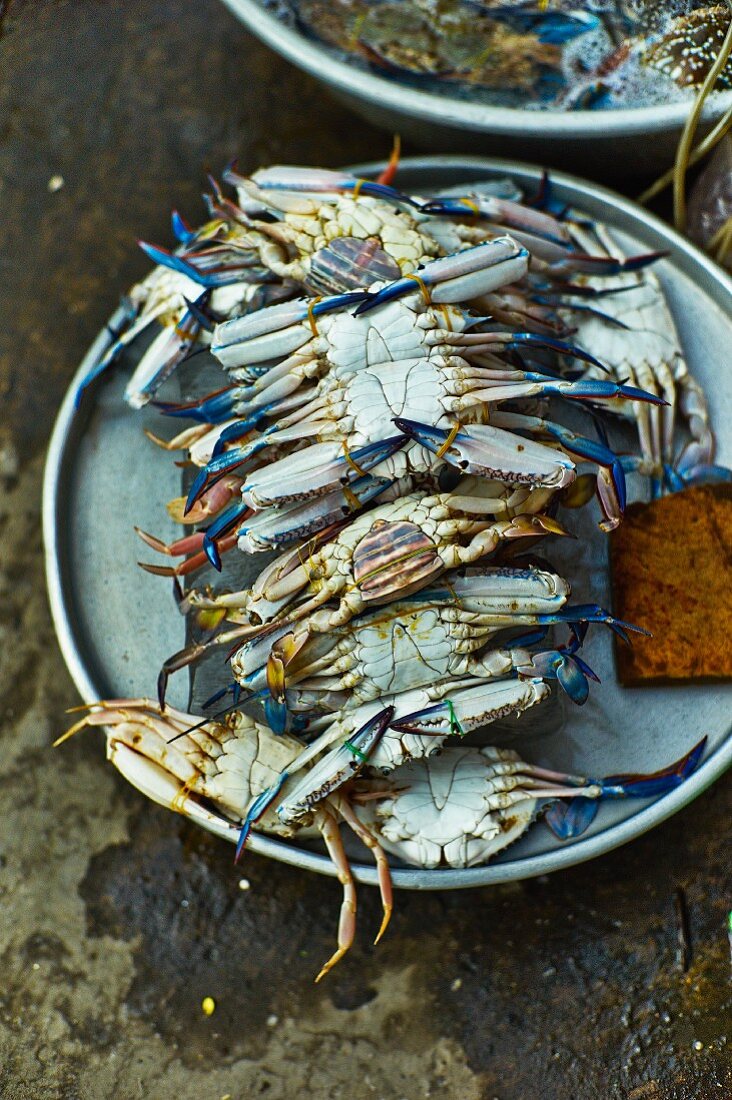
[610, 485, 732, 685]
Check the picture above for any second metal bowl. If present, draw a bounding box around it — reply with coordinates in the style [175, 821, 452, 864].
[222, 0, 732, 177]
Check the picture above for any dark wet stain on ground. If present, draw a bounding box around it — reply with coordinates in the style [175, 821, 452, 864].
[81, 796, 398, 1066]
[81, 765, 732, 1095]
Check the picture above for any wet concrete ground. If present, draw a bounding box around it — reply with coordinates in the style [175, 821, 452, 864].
[0, 2, 730, 1097]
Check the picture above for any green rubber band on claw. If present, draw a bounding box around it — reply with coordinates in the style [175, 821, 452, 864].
[446, 698, 464, 737]
[344, 739, 368, 763]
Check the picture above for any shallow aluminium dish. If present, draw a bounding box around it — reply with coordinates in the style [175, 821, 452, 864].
[222, 0, 732, 175]
[44, 156, 732, 890]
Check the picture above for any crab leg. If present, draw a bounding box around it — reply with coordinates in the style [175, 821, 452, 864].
[313, 805, 358, 983]
[333, 793, 393, 946]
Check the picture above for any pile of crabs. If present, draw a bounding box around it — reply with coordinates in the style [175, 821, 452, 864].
[67, 158, 720, 979]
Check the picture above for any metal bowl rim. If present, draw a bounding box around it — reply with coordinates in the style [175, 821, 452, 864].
[43, 154, 732, 891]
[222, 0, 732, 139]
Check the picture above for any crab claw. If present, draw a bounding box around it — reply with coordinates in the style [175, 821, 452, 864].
[486, 332, 609, 372]
[515, 417, 628, 520]
[665, 462, 732, 491]
[517, 647, 597, 705]
[171, 209, 197, 245]
[542, 377, 667, 406]
[235, 770, 290, 862]
[202, 499, 251, 569]
[354, 238, 530, 314]
[548, 250, 668, 277]
[137, 240, 252, 288]
[184, 434, 271, 515]
[393, 418, 576, 491]
[240, 435, 406, 510]
[494, 7, 599, 44]
[539, 603, 650, 647]
[544, 737, 707, 840]
[211, 291, 368, 370]
[73, 299, 142, 405]
[275, 706, 395, 827]
[124, 298, 205, 409]
[389, 679, 551, 740]
[419, 195, 572, 248]
[212, 410, 277, 455]
[244, 165, 420, 212]
[154, 385, 242, 424]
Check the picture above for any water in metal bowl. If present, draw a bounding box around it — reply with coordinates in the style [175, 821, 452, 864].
[222, 0, 732, 175]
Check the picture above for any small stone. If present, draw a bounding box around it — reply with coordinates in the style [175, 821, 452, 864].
[201, 997, 216, 1017]
[238, 878, 251, 891]
[542, 967, 557, 978]
[181, 898, 189, 908]
[266, 1014, 278, 1027]
[450, 978, 462, 992]
[693, 1039, 703, 1051]
[47, 174, 64, 193]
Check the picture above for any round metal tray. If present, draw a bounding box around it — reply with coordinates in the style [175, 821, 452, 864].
[44, 156, 732, 889]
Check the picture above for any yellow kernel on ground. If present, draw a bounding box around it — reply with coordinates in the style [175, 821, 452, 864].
[201, 996, 216, 1016]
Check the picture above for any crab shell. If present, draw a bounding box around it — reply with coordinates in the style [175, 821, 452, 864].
[355, 745, 542, 867]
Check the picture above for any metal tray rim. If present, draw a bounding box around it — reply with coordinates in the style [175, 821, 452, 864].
[44, 155, 732, 890]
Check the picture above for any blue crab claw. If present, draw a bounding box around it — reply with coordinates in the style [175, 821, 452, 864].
[666, 463, 732, 491]
[171, 210, 197, 245]
[182, 295, 216, 332]
[354, 239, 530, 314]
[137, 241, 211, 284]
[211, 408, 278, 454]
[241, 434, 406, 509]
[274, 706, 396, 828]
[538, 377, 666, 406]
[201, 500, 251, 570]
[497, 333, 609, 372]
[73, 300, 142, 406]
[544, 737, 707, 840]
[184, 436, 270, 516]
[246, 164, 421, 210]
[235, 770, 290, 862]
[518, 647, 597, 705]
[154, 386, 241, 424]
[211, 291, 369, 370]
[264, 693, 290, 737]
[202, 681, 242, 710]
[548, 250, 668, 277]
[555, 655, 592, 704]
[538, 604, 650, 646]
[138, 241, 248, 288]
[528, 171, 571, 220]
[392, 417, 576, 491]
[536, 422, 628, 516]
[418, 195, 571, 249]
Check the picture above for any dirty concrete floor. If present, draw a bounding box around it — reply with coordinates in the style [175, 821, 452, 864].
[0, 2, 730, 1097]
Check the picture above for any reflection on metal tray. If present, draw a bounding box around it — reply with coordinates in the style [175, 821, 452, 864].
[44, 157, 732, 889]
